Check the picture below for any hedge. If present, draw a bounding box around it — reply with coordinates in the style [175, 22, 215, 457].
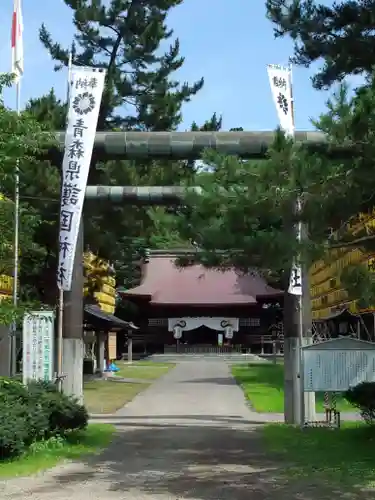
[344, 381, 375, 425]
[0, 377, 88, 460]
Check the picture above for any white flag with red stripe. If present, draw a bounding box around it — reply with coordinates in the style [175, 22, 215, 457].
[11, 0, 24, 81]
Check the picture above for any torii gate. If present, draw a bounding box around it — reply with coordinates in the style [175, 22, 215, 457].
[57, 130, 342, 413]
[53, 130, 331, 160]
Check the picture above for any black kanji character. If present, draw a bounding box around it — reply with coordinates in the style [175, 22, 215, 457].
[88, 77, 98, 89]
[60, 209, 74, 232]
[57, 262, 68, 285]
[273, 76, 287, 90]
[59, 237, 71, 259]
[277, 92, 289, 115]
[75, 77, 89, 89]
[291, 268, 301, 288]
[61, 183, 81, 206]
[68, 139, 84, 159]
[65, 160, 81, 181]
[72, 118, 88, 138]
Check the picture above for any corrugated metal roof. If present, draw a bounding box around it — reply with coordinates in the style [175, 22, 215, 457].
[119, 255, 282, 306]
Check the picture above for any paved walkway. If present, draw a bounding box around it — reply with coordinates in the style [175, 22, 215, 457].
[1, 361, 348, 500]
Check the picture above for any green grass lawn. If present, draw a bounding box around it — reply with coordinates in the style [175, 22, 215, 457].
[84, 380, 149, 414]
[0, 424, 115, 478]
[84, 361, 175, 414]
[263, 422, 375, 490]
[116, 360, 175, 380]
[232, 362, 354, 412]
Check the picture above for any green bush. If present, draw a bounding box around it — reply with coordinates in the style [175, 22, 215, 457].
[27, 380, 88, 436]
[0, 377, 88, 461]
[344, 382, 375, 425]
[0, 377, 28, 401]
[0, 399, 48, 459]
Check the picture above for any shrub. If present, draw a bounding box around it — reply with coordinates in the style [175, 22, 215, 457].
[0, 409, 29, 459]
[27, 380, 88, 436]
[344, 382, 375, 425]
[0, 399, 48, 459]
[0, 377, 89, 460]
[0, 377, 28, 401]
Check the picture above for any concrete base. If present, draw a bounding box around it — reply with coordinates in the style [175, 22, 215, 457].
[284, 337, 315, 424]
[62, 338, 84, 404]
[284, 337, 300, 424]
[0, 326, 10, 376]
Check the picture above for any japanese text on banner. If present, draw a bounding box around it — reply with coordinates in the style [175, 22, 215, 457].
[266, 64, 294, 137]
[57, 67, 106, 291]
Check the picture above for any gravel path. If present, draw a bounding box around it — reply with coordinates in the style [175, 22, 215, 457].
[1, 361, 364, 499]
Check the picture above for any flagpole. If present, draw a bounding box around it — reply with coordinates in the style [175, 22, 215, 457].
[10, 77, 21, 377]
[288, 63, 304, 424]
[287, 62, 306, 426]
[289, 62, 315, 426]
[267, 62, 313, 424]
[57, 50, 73, 391]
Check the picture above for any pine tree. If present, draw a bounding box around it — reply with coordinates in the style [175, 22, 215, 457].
[266, 0, 375, 89]
[40, 0, 204, 139]
[35, 0, 213, 292]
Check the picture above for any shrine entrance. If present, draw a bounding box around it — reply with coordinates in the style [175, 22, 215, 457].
[183, 326, 217, 345]
[166, 317, 238, 354]
[57, 129, 333, 399]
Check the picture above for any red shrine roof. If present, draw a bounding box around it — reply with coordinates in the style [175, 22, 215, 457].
[119, 251, 283, 307]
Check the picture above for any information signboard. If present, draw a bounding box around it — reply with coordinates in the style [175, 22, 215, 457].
[302, 337, 375, 392]
[22, 310, 54, 384]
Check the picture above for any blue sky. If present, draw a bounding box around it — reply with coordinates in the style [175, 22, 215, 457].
[0, 0, 360, 131]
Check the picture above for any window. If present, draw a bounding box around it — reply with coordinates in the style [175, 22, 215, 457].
[240, 318, 260, 327]
[148, 318, 167, 326]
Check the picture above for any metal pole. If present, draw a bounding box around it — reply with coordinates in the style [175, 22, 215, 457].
[290, 64, 305, 426]
[11, 79, 21, 376]
[56, 51, 72, 392]
[290, 62, 313, 425]
[57, 287, 63, 390]
[297, 217, 305, 427]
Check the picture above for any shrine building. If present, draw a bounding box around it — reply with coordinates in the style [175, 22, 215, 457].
[118, 250, 283, 355]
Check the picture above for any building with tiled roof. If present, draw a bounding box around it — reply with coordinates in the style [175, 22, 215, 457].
[118, 250, 283, 354]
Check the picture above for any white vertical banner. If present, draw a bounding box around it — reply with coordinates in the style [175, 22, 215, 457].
[288, 261, 302, 295]
[22, 311, 54, 383]
[289, 207, 303, 296]
[268, 63, 302, 296]
[267, 64, 294, 137]
[57, 67, 106, 291]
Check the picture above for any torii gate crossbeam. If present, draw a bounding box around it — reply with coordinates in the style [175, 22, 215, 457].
[52, 130, 345, 160]
[85, 185, 199, 203]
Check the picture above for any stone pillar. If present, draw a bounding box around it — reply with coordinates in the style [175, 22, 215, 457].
[283, 258, 315, 425]
[127, 330, 133, 364]
[95, 331, 105, 373]
[62, 220, 84, 403]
